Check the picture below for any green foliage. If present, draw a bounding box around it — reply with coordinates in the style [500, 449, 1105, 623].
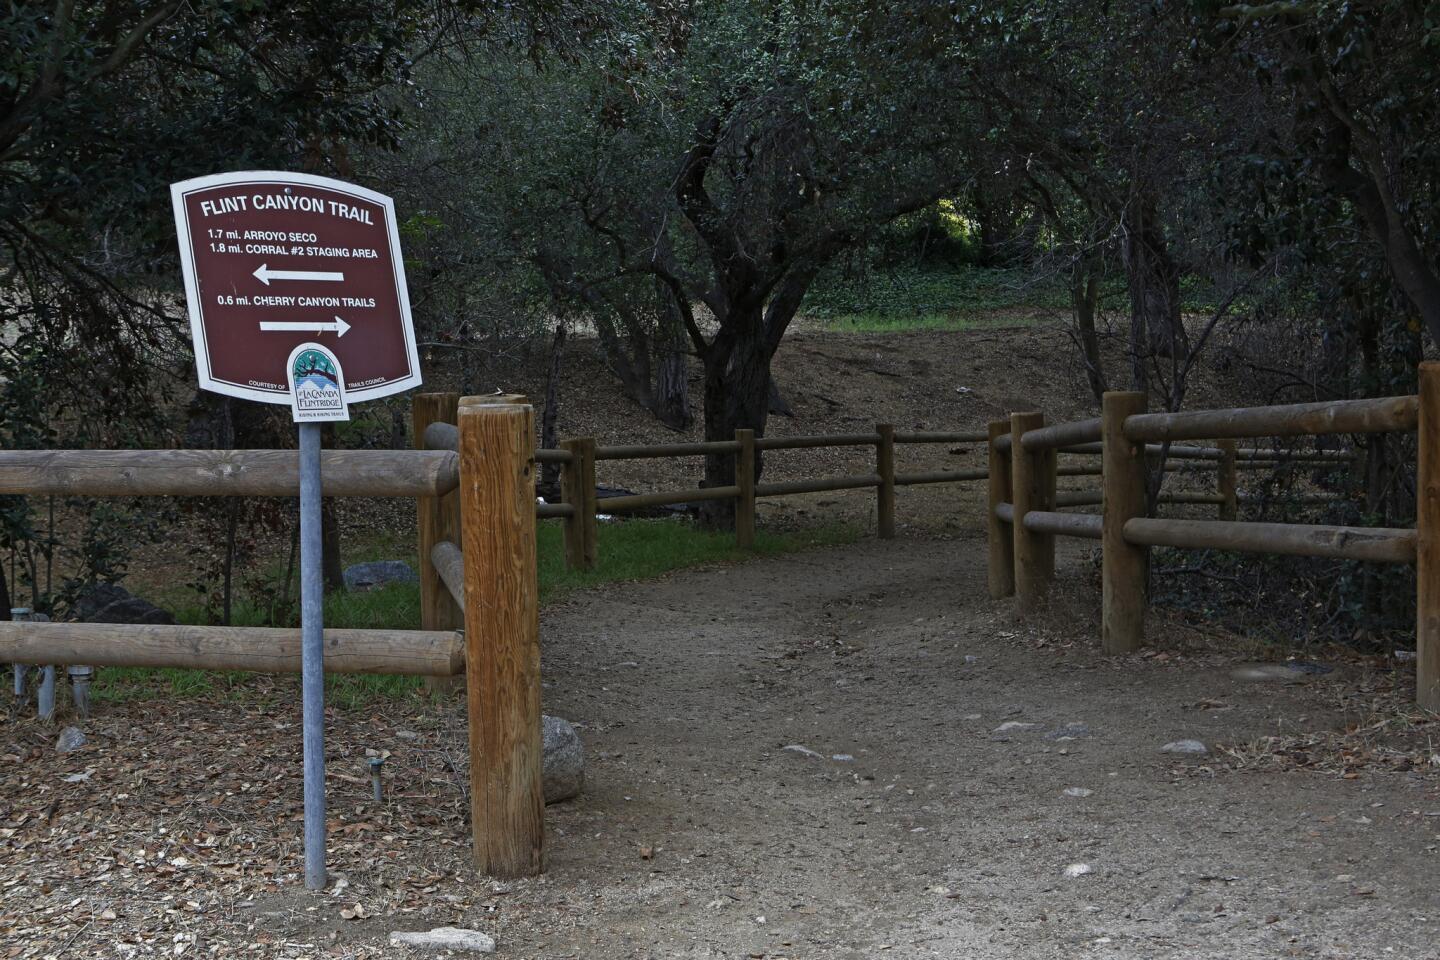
[803, 265, 1069, 331]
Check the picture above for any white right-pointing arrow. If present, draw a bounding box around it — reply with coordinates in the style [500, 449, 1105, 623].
[253, 264, 345, 286]
[259, 315, 351, 337]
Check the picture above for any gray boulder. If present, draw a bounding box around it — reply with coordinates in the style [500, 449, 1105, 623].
[73, 584, 174, 625]
[542, 715, 584, 804]
[343, 561, 418, 591]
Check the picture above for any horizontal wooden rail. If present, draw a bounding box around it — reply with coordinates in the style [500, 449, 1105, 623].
[756, 474, 882, 497]
[536, 449, 573, 464]
[755, 434, 880, 451]
[1023, 510, 1102, 540]
[995, 502, 1014, 524]
[1123, 517, 1415, 564]
[536, 502, 575, 518]
[893, 430, 988, 444]
[0, 450, 458, 498]
[430, 540, 465, 609]
[594, 441, 741, 460]
[894, 469, 988, 486]
[1125, 395, 1418, 443]
[1057, 464, 1104, 477]
[602, 485, 740, 512]
[1062, 442, 1223, 459]
[1020, 417, 1102, 451]
[0, 621, 465, 675]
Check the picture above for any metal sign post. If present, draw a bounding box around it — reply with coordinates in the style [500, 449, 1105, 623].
[298, 420, 326, 889]
[171, 171, 419, 891]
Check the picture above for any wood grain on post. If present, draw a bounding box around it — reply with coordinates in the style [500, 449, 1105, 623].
[414, 393, 463, 695]
[987, 420, 1015, 599]
[459, 402, 544, 877]
[876, 423, 896, 540]
[1102, 392, 1149, 654]
[1011, 412, 1054, 608]
[1216, 439, 1238, 521]
[735, 429, 757, 548]
[1418, 363, 1440, 709]
[559, 438, 589, 569]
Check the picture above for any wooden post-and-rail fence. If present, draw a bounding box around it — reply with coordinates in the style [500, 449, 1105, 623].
[988, 365, 1439, 710]
[0, 396, 545, 878]
[0, 381, 1400, 883]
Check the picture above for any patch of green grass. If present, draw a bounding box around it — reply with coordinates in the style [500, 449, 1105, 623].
[92, 518, 860, 707]
[803, 265, 1070, 331]
[536, 517, 858, 602]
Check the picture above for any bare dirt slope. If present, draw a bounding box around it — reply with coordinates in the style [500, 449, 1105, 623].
[7, 534, 1437, 958]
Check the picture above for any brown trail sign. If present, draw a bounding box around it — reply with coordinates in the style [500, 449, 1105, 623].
[171, 171, 420, 404]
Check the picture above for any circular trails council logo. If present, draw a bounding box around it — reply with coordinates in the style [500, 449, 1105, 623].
[286, 343, 349, 423]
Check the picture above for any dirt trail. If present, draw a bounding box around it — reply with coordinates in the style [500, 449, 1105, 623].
[5, 535, 1439, 958]
[518, 535, 1439, 959]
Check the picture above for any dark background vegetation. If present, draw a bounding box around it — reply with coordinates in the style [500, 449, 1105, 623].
[3, 1, 1438, 652]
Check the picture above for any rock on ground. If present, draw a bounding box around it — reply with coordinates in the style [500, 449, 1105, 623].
[343, 561, 418, 591]
[55, 726, 86, 754]
[73, 583, 174, 625]
[543, 714, 584, 804]
[388, 928, 496, 953]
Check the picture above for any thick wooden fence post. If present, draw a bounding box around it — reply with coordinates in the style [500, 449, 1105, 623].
[987, 420, 1015, 599]
[458, 400, 544, 877]
[559, 439, 593, 570]
[735, 429, 756, 548]
[1011, 412, 1054, 608]
[1217, 438, 1238, 521]
[1102, 391, 1148, 653]
[1417, 363, 1440, 709]
[876, 423, 896, 540]
[414, 393, 462, 695]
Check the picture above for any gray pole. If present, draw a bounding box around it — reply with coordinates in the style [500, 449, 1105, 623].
[299, 422, 327, 890]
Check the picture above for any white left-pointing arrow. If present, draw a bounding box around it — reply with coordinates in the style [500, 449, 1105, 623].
[259, 316, 351, 337]
[253, 263, 345, 285]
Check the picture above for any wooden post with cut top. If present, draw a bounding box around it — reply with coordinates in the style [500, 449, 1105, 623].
[876, 423, 896, 540]
[987, 419, 1015, 599]
[735, 429, 756, 548]
[1417, 363, 1440, 710]
[1010, 412, 1054, 608]
[1216, 438, 1238, 521]
[458, 399, 544, 877]
[1102, 391, 1149, 654]
[413, 392, 462, 695]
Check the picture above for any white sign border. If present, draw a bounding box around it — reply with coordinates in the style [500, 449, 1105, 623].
[171, 170, 422, 405]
